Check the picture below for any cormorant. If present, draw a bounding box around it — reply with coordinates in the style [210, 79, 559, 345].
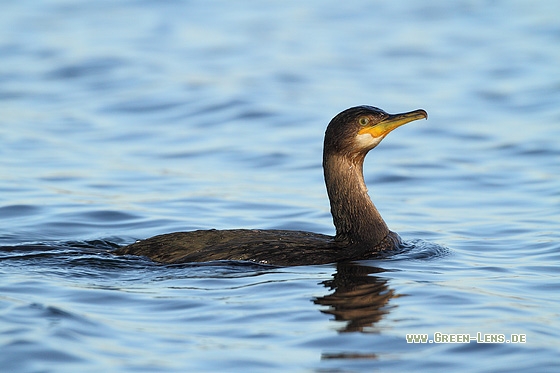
[115, 106, 427, 266]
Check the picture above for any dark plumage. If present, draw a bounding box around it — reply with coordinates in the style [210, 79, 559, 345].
[115, 106, 427, 266]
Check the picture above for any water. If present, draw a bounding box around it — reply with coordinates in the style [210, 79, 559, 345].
[1, 0, 560, 371]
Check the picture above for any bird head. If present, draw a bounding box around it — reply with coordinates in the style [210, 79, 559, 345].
[324, 106, 428, 157]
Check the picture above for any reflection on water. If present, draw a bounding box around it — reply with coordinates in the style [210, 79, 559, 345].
[315, 263, 395, 333]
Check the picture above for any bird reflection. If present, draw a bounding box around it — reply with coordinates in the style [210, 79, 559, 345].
[314, 262, 396, 333]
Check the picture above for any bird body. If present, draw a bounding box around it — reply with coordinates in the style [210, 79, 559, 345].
[115, 106, 427, 266]
[116, 229, 402, 266]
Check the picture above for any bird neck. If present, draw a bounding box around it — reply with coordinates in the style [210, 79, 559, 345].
[323, 152, 390, 246]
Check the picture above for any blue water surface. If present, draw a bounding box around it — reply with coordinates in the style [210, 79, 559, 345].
[1, 1, 560, 372]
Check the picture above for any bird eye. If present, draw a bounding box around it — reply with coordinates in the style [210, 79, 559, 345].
[358, 116, 369, 126]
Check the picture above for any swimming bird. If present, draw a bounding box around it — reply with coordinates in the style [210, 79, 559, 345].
[115, 106, 427, 266]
